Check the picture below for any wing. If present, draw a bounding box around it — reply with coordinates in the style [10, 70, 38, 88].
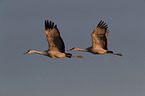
[45, 20, 65, 53]
[91, 20, 109, 50]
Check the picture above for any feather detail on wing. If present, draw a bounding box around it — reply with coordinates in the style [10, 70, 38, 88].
[45, 20, 65, 52]
[91, 20, 109, 50]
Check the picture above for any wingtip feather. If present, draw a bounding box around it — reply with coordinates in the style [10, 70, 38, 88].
[45, 20, 56, 29]
[97, 20, 108, 30]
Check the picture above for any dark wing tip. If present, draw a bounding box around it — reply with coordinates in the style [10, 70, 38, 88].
[45, 20, 56, 30]
[97, 20, 102, 27]
[54, 25, 57, 28]
[54, 25, 58, 30]
[97, 20, 108, 30]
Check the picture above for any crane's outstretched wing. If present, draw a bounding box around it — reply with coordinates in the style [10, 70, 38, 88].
[91, 20, 109, 50]
[45, 20, 65, 52]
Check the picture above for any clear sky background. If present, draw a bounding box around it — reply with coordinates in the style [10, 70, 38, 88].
[0, 0, 145, 96]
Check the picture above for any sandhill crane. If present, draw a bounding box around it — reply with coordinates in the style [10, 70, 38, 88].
[67, 20, 123, 56]
[24, 20, 83, 58]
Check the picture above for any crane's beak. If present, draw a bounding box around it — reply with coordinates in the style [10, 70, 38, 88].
[23, 52, 28, 55]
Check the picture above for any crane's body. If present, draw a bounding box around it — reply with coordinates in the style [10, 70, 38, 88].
[68, 20, 122, 56]
[24, 20, 83, 58]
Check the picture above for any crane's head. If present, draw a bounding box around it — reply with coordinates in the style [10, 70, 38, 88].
[23, 49, 35, 55]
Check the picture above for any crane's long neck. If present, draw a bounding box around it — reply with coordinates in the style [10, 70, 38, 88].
[33, 50, 45, 55]
[67, 47, 88, 52]
[77, 48, 88, 52]
[24, 49, 47, 55]
[112, 53, 123, 56]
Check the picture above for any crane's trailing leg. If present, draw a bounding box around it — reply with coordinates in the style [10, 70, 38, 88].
[112, 53, 123, 56]
[107, 51, 123, 56]
[65, 53, 83, 58]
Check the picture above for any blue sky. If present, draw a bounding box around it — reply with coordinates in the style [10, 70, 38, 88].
[0, 0, 145, 96]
